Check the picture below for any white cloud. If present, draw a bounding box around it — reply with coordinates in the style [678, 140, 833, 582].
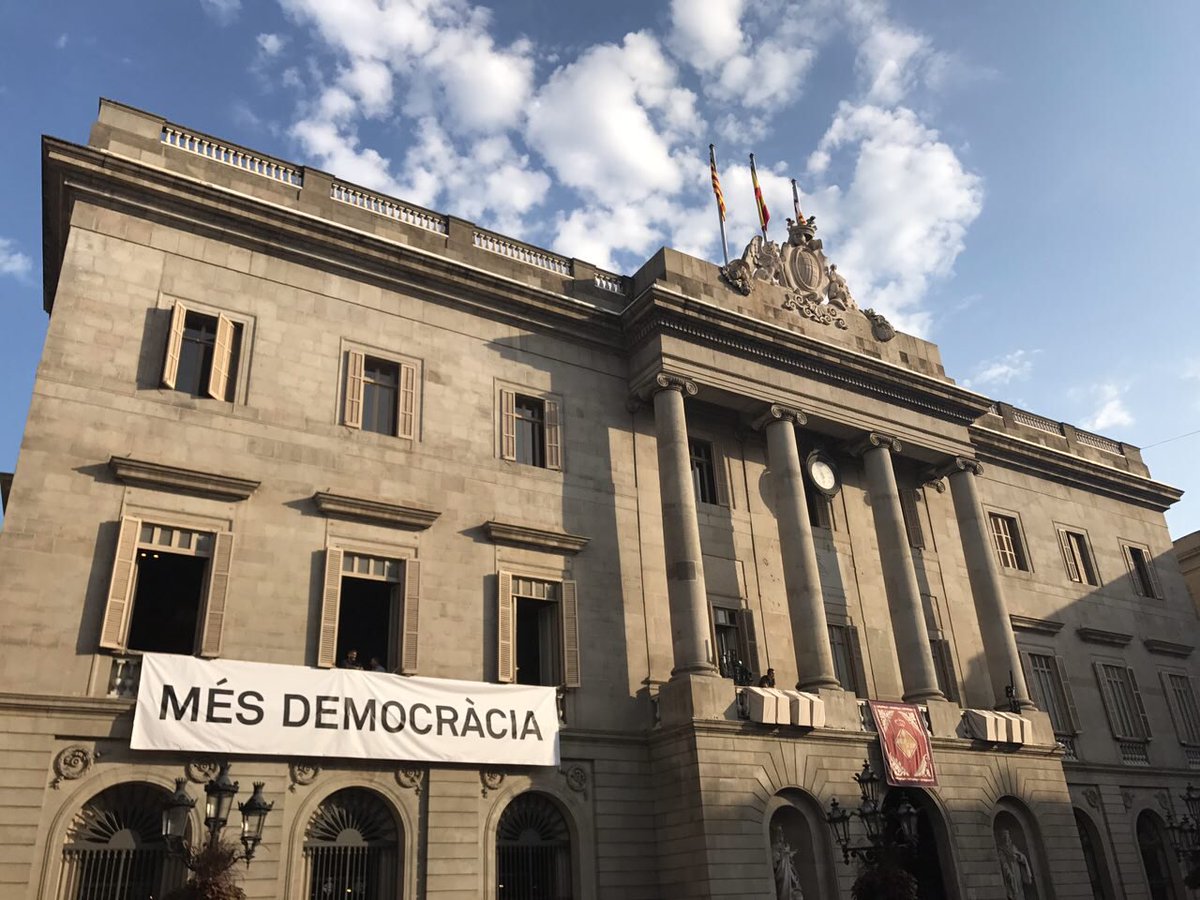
[1081, 383, 1134, 433]
[0, 238, 32, 277]
[200, 0, 241, 26]
[55, 33, 68, 50]
[257, 33, 286, 56]
[962, 349, 1037, 391]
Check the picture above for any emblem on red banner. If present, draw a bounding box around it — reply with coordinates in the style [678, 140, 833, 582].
[868, 701, 938, 788]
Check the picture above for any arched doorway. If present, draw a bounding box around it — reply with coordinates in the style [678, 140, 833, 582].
[1138, 810, 1182, 900]
[1074, 808, 1114, 899]
[766, 791, 835, 900]
[496, 791, 573, 900]
[304, 787, 401, 900]
[883, 790, 957, 900]
[58, 782, 186, 900]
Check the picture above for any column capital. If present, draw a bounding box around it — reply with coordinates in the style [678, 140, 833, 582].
[848, 432, 901, 457]
[923, 456, 984, 484]
[751, 403, 808, 431]
[652, 372, 699, 397]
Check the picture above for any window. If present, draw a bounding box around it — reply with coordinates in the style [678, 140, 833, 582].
[1094, 662, 1151, 741]
[712, 605, 758, 683]
[1058, 528, 1099, 585]
[344, 350, 417, 439]
[161, 302, 242, 401]
[499, 389, 561, 469]
[688, 437, 729, 506]
[305, 788, 400, 900]
[1161, 671, 1200, 745]
[806, 488, 833, 530]
[317, 550, 420, 673]
[929, 638, 959, 703]
[988, 512, 1029, 571]
[497, 573, 579, 687]
[899, 488, 925, 550]
[828, 623, 867, 697]
[1122, 543, 1163, 599]
[497, 793, 573, 900]
[98, 518, 233, 657]
[1021, 651, 1080, 736]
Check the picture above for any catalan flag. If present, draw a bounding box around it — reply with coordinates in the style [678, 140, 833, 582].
[750, 153, 769, 235]
[709, 144, 726, 222]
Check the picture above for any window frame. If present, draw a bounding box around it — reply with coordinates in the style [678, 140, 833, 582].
[1120, 540, 1163, 600]
[1056, 525, 1100, 586]
[985, 508, 1032, 573]
[1160, 669, 1200, 746]
[496, 570, 579, 688]
[827, 621, 868, 698]
[159, 297, 252, 404]
[342, 343, 421, 440]
[497, 384, 563, 471]
[686, 434, 731, 509]
[317, 545, 420, 673]
[1093, 659, 1152, 742]
[98, 515, 234, 658]
[1019, 648, 1081, 737]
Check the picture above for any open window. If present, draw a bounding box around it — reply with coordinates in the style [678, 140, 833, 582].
[98, 518, 234, 657]
[1058, 527, 1099, 585]
[161, 302, 242, 401]
[987, 511, 1030, 571]
[317, 550, 420, 673]
[499, 388, 562, 470]
[496, 573, 579, 687]
[343, 350, 418, 439]
[687, 437, 730, 507]
[1121, 541, 1163, 599]
[711, 605, 758, 683]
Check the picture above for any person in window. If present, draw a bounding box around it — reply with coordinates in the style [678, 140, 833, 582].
[368, 656, 386, 672]
[339, 649, 363, 669]
[758, 668, 776, 688]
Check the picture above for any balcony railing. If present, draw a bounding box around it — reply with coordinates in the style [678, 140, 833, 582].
[473, 230, 572, 276]
[1118, 740, 1151, 766]
[106, 655, 142, 699]
[330, 183, 448, 234]
[161, 126, 303, 186]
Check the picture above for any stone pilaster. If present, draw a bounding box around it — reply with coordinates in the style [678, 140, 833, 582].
[854, 433, 944, 703]
[757, 404, 839, 690]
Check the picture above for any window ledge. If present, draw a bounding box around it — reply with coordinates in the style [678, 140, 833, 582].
[483, 519, 589, 554]
[1076, 627, 1133, 647]
[1144, 638, 1194, 658]
[1010, 614, 1065, 636]
[109, 456, 260, 501]
[313, 491, 440, 530]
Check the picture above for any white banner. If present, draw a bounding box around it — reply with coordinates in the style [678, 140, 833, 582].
[131, 654, 559, 766]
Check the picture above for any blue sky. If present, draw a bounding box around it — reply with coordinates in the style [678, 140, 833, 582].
[1, 1, 1198, 537]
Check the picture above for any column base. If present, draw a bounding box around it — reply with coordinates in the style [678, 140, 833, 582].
[658, 672, 735, 726]
[798, 675, 841, 692]
[901, 687, 946, 704]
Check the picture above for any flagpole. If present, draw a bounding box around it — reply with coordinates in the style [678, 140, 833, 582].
[791, 178, 803, 224]
[710, 144, 730, 266]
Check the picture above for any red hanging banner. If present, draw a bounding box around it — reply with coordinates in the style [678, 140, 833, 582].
[868, 701, 939, 788]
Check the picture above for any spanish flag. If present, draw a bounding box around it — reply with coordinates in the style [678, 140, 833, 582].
[750, 153, 769, 234]
[709, 144, 726, 222]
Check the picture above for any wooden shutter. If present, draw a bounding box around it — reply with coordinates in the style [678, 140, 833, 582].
[1128, 667, 1152, 739]
[198, 531, 234, 657]
[736, 608, 760, 676]
[1144, 553, 1163, 599]
[397, 362, 417, 439]
[400, 559, 421, 674]
[544, 398, 562, 471]
[161, 303, 187, 389]
[1094, 662, 1126, 738]
[99, 517, 141, 650]
[1054, 655, 1081, 733]
[207, 314, 235, 400]
[1160, 671, 1186, 744]
[500, 390, 517, 460]
[344, 351, 365, 429]
[714, 442, 732, 507]
[847, 625, 868, 698]
[317, 549, 343, 668]
[497, 572, 515, 682]
[900, 489, 925, 549]
[561, 580, 580, 688]
[931, 639, 959, 703]
[1058, 529, 1081, 582]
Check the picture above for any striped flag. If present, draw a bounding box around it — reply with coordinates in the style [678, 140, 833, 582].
[709, 145, 726, 222]
[750, 153, 769, 234]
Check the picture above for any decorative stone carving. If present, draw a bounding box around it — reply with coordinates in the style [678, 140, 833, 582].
[751, 403, 808, 431]
[849, 432, 901, 457]
[563, 764, 588, 798]
[1083, 787, 1100, 809]
[1122, 789, 1135, 811]
[825, 264, 857, 310]
[652, 372, 699, 397]
[480, 770, 505, 797]
[288, 761, 321, 791]
[782, 291, 848, 330]
[396, 767, 424, 795]
[52, 745, 97, 788]
[862, 308, 896, 342]
[185, 760, 220, 784]
[1155, 790, 1171, 813]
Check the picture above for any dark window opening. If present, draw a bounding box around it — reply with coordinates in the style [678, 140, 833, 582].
[689, 438, 718, 504]
[806, 488, 832, 529]
[713, 607, 741, 680]
[337, 578, 396, 671]
[127, 551, 207, 654]
[363, 357, 399, 436]
[516, 597, 559, 686]
[828, 624, 864, 697]
[929, 638, 959, 703]
[515, 396, 546, 468]
[1129, 547, 1159, 598]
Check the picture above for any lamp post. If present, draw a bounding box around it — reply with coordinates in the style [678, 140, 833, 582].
[161, 763, 273, 867]
[825, 761, 919, 866]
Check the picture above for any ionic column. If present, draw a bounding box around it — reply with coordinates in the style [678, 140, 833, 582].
[651, 374, 717, 677]
[855, 433, 944, 703]
[945, 458, 1033, 709]
[758, 405, 839, 690]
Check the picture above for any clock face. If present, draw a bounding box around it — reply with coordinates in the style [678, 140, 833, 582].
[807, 454, 840, 494]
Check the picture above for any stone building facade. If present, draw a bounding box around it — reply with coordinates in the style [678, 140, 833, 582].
[0, 98, 1197, 899]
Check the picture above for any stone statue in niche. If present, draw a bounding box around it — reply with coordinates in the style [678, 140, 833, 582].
[771, 824, 804, 900]
[996, 827, 1036, 900]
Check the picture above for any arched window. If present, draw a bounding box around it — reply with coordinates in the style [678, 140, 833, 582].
[1138, 811, 1181, 900]
[496, 792, 573, 900]
[58, 782, 186, 900]
[1074, 808, 1114, 899]
[304, 788, 400, 900]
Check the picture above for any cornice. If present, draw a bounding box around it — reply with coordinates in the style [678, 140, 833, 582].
[970, 425, 1183, 512]
[41, 138, 624, 353]
[1144, 639, 1194, 659]
[312, 491, 440, 530]
[1077, 627, 1133, 647]
[621, 288, 991, 427]
[482, 520, 589, 554]
[1010, 615, 1065, 636]
[109, 455, 259, 501]
[0, 691, 133, 717]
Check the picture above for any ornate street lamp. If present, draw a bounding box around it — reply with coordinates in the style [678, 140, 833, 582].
[825, 760, 919, 866]
[1166, 784, 1200, 866]
[162, 778, 195, 854]
[237, 782, 273, 863]
[204, 763, 239, 843]
[162, 763, 273, 869]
